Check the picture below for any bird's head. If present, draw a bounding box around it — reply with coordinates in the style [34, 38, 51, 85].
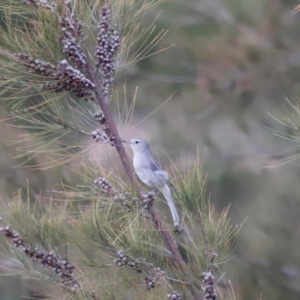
[123, 138, 150, 154]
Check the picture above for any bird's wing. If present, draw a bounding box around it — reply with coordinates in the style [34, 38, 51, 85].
[148, 152, 175, 189]
[154, 170, 169, 186]
[147, 152, 163, 172]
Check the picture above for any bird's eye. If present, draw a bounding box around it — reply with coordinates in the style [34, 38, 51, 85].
[135, 141, 139, 144]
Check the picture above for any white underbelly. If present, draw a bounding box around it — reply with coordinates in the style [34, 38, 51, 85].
[135, 166, 156, 188]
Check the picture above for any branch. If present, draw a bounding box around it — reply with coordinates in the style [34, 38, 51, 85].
[86, 64, 135, 179]
[75, 1, 204, 293]
[0, 4, 204, 299]
[83, 56, 203, 299]
[149, 208, 203, 299]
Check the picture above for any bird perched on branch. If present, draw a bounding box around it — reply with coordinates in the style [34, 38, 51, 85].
[123, 138, 180, 227]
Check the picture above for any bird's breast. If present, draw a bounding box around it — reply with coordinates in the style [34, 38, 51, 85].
[133, 153, 155, 188]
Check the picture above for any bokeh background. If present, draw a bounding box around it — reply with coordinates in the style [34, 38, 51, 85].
[1, 0, 300, 299]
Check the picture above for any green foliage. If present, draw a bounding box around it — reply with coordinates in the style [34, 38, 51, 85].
[0, 153, 238, 299]
[172, 155, 239, 271]
[8, 95, 99, 169]
[0, 0, 239, 299]
[0, 0, 168, 169]
[0, 0, 165, 102]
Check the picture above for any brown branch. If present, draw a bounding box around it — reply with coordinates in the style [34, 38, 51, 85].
[84, 60, 202, 299]
[86, 64, 135, 179]
[0, 5, 203, 299]
[149, 208, 203, 300]
[80, 16, 203, 293]
[61, 6, 202, 299]
[0, 38, 204, 300]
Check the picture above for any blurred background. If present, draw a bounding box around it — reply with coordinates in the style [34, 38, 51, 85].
[1, 0, 300, 299]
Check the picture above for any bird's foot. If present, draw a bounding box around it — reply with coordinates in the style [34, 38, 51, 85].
[174, 222, 183, 233]
[151, 188, 158, 195]
[142, 190, 156, 197]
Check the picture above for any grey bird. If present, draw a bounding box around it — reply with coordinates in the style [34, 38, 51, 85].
[124, 138, 180, 227]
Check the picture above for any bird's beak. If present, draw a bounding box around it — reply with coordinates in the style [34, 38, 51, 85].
[122, 139, 129, 144]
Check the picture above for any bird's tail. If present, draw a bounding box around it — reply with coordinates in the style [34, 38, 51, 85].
[160, 184, 180, 226]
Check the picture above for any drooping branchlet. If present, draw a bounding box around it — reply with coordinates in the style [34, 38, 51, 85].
[50, 60, 95, 100]
[0, 225, 24, 247]
[113, 251, 164, 289]
[14, 53, 56, 76]
[113, 251, 149, 274]
[94, 177, 135, 208]
[0, 224, 79, 291]
[61, 17, 86, 70]
[201, 272, 217, 300]
[95, 5, 120, 96]
[94, 177, 115, 196]
[200, 251, 218, 300]
[14, 54, 95, 101]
